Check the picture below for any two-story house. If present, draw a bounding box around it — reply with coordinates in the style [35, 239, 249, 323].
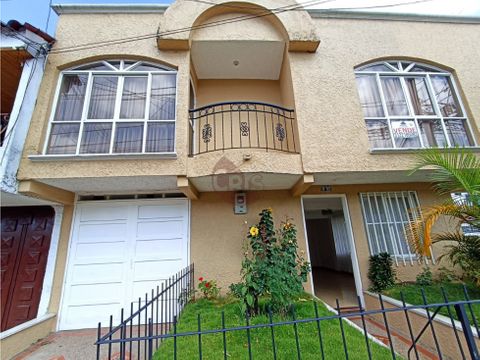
[1, 1, 479, 357]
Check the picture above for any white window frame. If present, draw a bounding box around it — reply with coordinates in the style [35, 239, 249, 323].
[355, 61, 477, 150]
[359, 191, 435, 266]
[43, 60, 178, 156]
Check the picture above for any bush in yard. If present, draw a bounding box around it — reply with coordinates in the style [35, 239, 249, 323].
[232, 208, 310, 315]
[415, 267, 433, 286]
[368, 252, 396, 293]
[406, 148, 480, 285]
[197, 277, 220, 300]
[435, 266, 459, 283]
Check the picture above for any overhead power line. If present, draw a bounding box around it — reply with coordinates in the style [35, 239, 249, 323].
[48, 0, 434, 55]
[49, 0, 333, 54]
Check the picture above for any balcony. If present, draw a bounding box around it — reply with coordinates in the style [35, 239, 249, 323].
[189, 102, 298, 156]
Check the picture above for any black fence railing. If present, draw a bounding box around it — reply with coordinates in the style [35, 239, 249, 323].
[96, 284, 480, 360]
[95, 264, 194, 360]
[188, 101, 298, 156]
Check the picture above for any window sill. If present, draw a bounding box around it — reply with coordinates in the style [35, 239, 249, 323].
[29, 153, 177, 161]
[370, 146, 480, 154]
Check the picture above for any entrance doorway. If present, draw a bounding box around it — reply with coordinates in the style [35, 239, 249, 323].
[302, 196, 361, 308]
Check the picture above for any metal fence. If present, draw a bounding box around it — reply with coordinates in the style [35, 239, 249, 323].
[96, 278, 480, 360]
[95, 264, 194, 360]
[188, 101, 298, 155]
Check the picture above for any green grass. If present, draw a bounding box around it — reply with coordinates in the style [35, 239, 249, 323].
[154, 296, 394, 360]
[383, 282, 480, 322]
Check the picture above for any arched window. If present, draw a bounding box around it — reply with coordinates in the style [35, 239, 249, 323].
[354, 61, 475, 150]
[45, 60, 177, 155]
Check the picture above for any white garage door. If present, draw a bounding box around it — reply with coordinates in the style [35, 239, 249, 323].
[58, 199, 189, 330]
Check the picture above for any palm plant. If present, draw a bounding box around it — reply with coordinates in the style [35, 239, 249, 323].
[407, 147, 480, 284]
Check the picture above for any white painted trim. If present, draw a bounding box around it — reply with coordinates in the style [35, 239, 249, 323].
[29, 153, 177, 161]
[50, 4, 480, 24]
[365, 291, 479, 338]
[52, 4, 168, 15]
[37, 205, 64, 318]
[301, 194, 365, 307]
[300, 197, 315, 295]
[0, 313, 56, 340]
[307, 9, 480, 24]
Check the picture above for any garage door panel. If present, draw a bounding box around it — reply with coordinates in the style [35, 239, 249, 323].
[74, 241, 127, 263]
[70, 263, 124, 284]
[79, 206, 129, 222]
[77, 222, 128, 243]
[60, 200, 189, 330]
[67, 283, 124, 306]
[138, 204, 186, 219]
[63, 303, 120, 329]
[136, 220, 183, 240]
[133, 259, 183, 282]
[134, 239, 183, 259]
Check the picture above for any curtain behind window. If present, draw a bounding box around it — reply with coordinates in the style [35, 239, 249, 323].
[54, 74, 88, 121]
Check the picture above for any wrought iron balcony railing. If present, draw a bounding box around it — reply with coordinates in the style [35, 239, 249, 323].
[1, 113, 10, 147]
[189, 102, 298, 156]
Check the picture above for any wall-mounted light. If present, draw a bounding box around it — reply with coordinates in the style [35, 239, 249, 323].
[233, 60, 240, 66]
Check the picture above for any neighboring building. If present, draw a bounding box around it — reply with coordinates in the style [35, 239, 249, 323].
[0, 19, 59, 348]
[2, 0, 479, 357]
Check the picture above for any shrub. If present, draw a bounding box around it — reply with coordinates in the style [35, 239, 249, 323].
[368, 253, 396, 293]
[416, 267, 433, 286]
[234, 208, 310, 315]
[435, 266, 459, 283]
[197, 277, 220, 300]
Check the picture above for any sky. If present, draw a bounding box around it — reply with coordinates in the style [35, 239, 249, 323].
[1, 0, 479, 37]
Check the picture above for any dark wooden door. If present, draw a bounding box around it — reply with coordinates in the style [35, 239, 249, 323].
[1, 206, 54, 331]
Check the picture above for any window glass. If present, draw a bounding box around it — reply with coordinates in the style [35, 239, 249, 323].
[365, 120, 392, 148]
[120, 77, 147, 119]
[355, 76, 384, 117]
[47, 61, 177, 155]
[419, 120, 447, 147]
[47, 123, 80, 154]
[445, 119, 473, 146]
[391, 120, 421, 148]
[146, 123, 175, 152]
[381, 77, 409, 116]
[359, 63, 392, 72]
[80, 123, 112, 154]
[54, 74, 88, 121]
[88, 76, 118, 119]
[114, 122, 143, 153]
[150, 74, 176, 120]
[431, 76, 462, 117]
[354, 61, 474, 150]
[405, 77, 435, 115]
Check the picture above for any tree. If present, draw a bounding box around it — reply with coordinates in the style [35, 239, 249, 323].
[407, 147, 480, 284]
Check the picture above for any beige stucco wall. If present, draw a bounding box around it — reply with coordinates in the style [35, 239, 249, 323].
[196, 79, 283, 107]
[0, 316, 57, 360]
[18, 5, 480, 189]
[190, 183, 447, 294]
[17, 13, 192, 185]
[190, 190, 312, 292]
[293, 17, 480, 174]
